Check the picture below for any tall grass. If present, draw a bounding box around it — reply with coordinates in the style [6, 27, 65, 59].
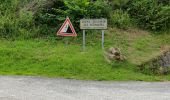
[0, 0, 39, 39]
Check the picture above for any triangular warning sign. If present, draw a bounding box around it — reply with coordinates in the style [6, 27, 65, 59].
[57, 17, 77, 37]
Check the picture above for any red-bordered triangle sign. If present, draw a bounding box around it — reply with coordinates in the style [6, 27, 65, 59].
[57, 17, 77, 37]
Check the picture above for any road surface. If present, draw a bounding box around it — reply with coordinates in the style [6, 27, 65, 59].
[0, 76, 169, 100]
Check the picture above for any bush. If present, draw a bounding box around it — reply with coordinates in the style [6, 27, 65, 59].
[158, 0, 170, 5]
[108, 0, 130, 9]
[128, 0, 170, 31]
[36, 0, 112, 35]
[0, 0, 38, 39]
[110, 9, 131, 29]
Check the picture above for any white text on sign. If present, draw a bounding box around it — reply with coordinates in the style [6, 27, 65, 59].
[80, 19, 107, 30]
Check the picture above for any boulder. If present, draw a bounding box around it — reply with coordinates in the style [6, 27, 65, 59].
[104, 47, 125, 62]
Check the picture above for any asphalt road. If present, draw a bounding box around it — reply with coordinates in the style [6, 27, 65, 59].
[0, 76, 170, 100]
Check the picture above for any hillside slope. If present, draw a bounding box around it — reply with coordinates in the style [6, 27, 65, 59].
[0, 0, 170, 81]
[0, 28, 170, 81]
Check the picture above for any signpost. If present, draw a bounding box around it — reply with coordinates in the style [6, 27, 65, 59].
[80, 19, 107, 51]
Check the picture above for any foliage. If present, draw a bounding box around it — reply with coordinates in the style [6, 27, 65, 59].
[0, 0, 38, 39]
[128, 0, 170, 31]
[0, 29, 170, 81]
[158, 0, 170, 5]
[110, 9, 131, 29]
[0, 0, 170, 39]
[108, 0, 130, 9]
[36, 0, 112, 34]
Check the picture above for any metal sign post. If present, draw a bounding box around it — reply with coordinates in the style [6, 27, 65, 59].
[80, 19, 107, 51]
[83, 30, 86, 51]
[102, 30, 105, 49]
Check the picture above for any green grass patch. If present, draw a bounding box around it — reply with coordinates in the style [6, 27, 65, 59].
[0, 30, 170, 81]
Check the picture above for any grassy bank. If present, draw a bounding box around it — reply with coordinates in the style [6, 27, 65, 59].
[0, 29, 170, 81]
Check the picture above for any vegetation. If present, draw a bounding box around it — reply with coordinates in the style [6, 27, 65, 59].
[36, 0, 111, 35]
[110, 9, 131, 29]
[0, 0, 170, 81]
[128, 0, 170, 31]
[0, 0, 169, 39]
[0, 0, 38, 39]
[0, 29, 170, 81]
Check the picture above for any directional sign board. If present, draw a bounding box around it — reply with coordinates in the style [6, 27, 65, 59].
[80, 19, 108, 51]
[57, 17, 77, 37]
[80, 19, 107, 30]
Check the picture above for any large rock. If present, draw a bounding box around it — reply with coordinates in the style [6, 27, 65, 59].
[104, 47, 125, 62]
[139, 50, 170, 75]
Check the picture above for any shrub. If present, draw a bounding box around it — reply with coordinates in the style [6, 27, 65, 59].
[108, 0, 130, 9]
[128, 0, 170, 31]
[0, 0, 39, 39]
[158, 0, 170, 5]
[36, 0, 112, 35]
[110, 9, 131, 29]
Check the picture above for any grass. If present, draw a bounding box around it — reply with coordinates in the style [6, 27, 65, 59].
[0, 28, 170, 81]
[0, 0, 170, 81]
[1, 0, 170, 81]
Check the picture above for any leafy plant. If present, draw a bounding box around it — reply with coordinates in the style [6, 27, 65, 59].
[128, 0, 170, 31]
[36, 0, 112, 34]
[158, 0, 170, 5]
[0, 0, 38, 39]
[108, 0, 130, 9]
[110, 9, 131, 29]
